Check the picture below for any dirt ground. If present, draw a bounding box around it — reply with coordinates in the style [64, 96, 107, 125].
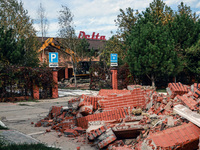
[0, 97, 97, 150]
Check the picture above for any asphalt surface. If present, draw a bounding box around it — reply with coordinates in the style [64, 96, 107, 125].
[0, 89, 99, 150]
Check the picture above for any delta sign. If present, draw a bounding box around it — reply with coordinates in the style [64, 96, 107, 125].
[78, 31, 106, 40]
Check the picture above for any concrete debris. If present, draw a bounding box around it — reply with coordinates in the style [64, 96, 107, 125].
[112, 123, 148, 139]
[0, 120, 7, 128]
[35, 83, 200, 149]
[79, 105, 93, 116]
[107, 140, 124, 150]
[174, 104, 200, 127]
[97, 128, 117, 149]
[87, 125, 107, 140]
[64, 129, 78, 137]
[175, 95, 198, 110]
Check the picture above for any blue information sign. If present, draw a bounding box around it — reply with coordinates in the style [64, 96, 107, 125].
[110, 54, 118, 63]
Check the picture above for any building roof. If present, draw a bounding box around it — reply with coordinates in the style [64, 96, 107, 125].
[37, 37, 106, 51]
[87, 39, 106, 50]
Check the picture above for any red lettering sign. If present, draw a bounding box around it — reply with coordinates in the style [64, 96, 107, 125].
[78, 31, 106, 40]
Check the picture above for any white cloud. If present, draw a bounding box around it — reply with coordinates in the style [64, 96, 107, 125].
[18, 0, 199, 39]
[196, 11, 200, 15]
[47, 22, 60, 37]
[71, 0, 151, 19]
[164, 0, 199, 9]
[197, 2, 200, 8]
[34, 21, 59, 37]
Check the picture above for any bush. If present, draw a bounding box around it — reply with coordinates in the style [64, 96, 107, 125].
[0, 64, 54, 101]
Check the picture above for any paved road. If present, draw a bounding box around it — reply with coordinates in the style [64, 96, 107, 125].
[58, 89, 98, 97]
[0, 90, 98, 150]
[0, 130, 39, 145]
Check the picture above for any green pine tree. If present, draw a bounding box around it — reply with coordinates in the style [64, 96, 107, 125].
[125, 7, 181, 87]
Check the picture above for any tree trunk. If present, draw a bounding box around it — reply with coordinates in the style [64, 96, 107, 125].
[151, 75, 155, 88]
[71, 56, 77, 89]
[73, 66, 77, 89]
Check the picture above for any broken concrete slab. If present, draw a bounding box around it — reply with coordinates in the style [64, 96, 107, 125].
[173, 104, 200, 127]
[0, 120, 7, 128]
[58, 89, 98, 97]
[167, 116, 175, 127]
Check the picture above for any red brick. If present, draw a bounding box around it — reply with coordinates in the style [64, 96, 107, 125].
[144, 123, 200, 149]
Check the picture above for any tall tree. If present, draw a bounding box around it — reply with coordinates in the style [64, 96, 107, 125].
[186, 38, 200, 81]
[125, 7, 181, 87]
[58, 5, 79, 88]
[177, 2, 199, 22]
[100, 36, 123, 67]
[115, 7, 139, 40]
[75, 38, 93, 76]
[168, 2, 200, 79]
[37, 3, 49, 41]
[149, 0, 174, 25]
[76, 38, 91, 61]
[169, 2, 200, 53]
[0, 0, 39, 67]
[0, 27, 25, 65]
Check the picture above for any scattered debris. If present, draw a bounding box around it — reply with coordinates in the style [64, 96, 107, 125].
[35, 82, 200, 149]
[138, 122, 200, 150]
[174, 104, 200, 127]
[0, 120, 7, 128]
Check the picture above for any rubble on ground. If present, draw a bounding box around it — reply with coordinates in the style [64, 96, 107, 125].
[35, 82, 200, 149]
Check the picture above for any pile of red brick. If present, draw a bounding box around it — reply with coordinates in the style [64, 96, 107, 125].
[35, 82, 200, 149]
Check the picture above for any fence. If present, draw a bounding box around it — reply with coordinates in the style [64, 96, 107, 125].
[0, 65, 57, 102]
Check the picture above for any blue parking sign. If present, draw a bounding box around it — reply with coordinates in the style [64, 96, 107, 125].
[110, 54, 118, 63]
[49, 52, 58, 67]
[49, 52, 58, 63]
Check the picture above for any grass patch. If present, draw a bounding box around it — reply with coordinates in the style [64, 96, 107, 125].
[156, 88, 167, 93]
[16, 99, 39, 103]
[0, 139, 5, 148]
[0, 143, 61, 150]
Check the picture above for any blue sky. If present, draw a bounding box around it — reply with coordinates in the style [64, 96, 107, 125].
[17, 0, 200, 40]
